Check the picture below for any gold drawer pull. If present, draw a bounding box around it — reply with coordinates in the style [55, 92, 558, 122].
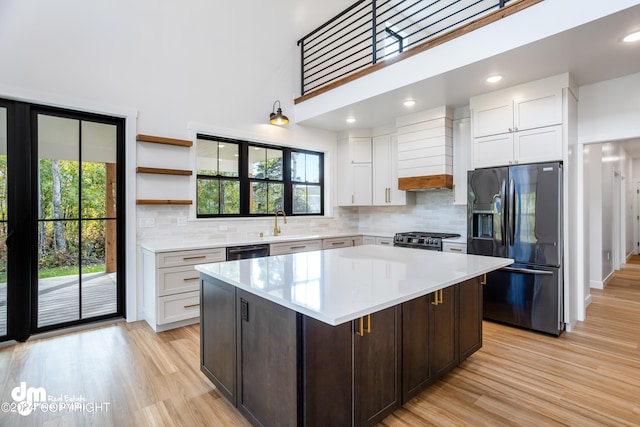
[332, 242, 346, 246]
[183, 277, 199, 281]
[356, 316, 364, 336]
[290, 245, 307, 250]
[449, 247, 462, 252]
[183, 255, 206, 260]
[379, 241, 390, 245]
[481, 274, 487, 285]
[431, 289, 444, 305]
[184, 303, 200, 309]
[364, 314, 371, 334]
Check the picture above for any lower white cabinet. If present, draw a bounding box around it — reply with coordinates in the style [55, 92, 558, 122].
[442, 241, 467, 254]
[270, 240, 322, 255]
[142, 246, 225, 332]
[322, 236, 363, 249]
[362, 235, 394, 246]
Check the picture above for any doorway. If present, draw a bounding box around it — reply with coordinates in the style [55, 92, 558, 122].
[0, 100, 125, 342]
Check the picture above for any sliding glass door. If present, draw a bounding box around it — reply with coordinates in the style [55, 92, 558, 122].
[0, 100, 125, 341]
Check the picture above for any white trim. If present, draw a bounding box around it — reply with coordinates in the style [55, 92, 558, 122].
[590, 279, 604, 290]
[0, 84, 139, 322]
[585, 293, 592, 309]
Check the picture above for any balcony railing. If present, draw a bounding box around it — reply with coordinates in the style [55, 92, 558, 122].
[296, 0, 536, 99]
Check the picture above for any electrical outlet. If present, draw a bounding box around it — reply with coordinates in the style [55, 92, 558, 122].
[138, 218, 155, 228]
[177, 217, 187, 226]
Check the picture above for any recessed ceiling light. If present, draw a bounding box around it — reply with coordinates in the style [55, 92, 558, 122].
[623, 31, 640, 43]
[486, 75, 503, 83]
[403, 99, 416, 107]
[346, 117, 356, 123]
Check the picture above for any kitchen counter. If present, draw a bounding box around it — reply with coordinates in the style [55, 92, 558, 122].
[140, 231, 364, 253]
[198, 245, 513, 426]
[195, 245, 512, 325]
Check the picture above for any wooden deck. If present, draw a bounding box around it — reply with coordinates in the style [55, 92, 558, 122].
[0, 272, 117, 335]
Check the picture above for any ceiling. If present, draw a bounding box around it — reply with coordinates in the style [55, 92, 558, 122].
[297, 2, 640, 145]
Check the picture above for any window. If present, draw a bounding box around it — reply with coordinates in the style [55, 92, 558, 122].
[196, 134, 323, 218]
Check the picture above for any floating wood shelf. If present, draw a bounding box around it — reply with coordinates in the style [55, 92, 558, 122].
[136, 199, 193, 205]
[136, 134, 193, 147]
[136, 167, 192, 176]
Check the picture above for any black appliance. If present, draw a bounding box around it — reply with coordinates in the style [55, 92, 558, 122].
[394, 231, 461, 251]
[467, 162, 564, 336]
[226, 244, 270, 261]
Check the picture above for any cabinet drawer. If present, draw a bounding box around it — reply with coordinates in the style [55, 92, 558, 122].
[158, 265, 200, 296]
[158, 291, 200, 325]
[270, 239, 322, 255]
[158, 248, 225, 268]
[442, 242, 467, 254]
[322, 237, 358, 249]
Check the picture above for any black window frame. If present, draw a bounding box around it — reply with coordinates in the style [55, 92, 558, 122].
[196, 134, 324, 218]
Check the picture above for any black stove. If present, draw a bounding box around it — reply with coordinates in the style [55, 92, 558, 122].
[393, 231, 461, 251]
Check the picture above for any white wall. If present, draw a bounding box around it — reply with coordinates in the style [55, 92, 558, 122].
[0, 0, 354, 321]
[586, 142, 633, 288]
[578, 73, 640, 144]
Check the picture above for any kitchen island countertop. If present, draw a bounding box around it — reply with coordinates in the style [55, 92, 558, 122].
[196, 245, 513, 325]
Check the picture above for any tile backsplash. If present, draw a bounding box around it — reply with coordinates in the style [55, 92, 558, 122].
[357, 190, 467, 236]
[136, 190, 466, 246]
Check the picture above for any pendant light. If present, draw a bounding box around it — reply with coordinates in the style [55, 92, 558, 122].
[269, 100, 289, 125]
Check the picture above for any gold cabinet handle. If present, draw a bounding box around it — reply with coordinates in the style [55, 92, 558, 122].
[356, 316, 364, 336]
[352, 194, 354, 204]
[290, 245, 307, 250]
[380, 241, 390, 245]
[183, 255, 206, 260]
[481, 274, 487, 285]
[364, 314, 371, 334]
[449, 247, 462, 252]
[183, 303, 200, 309]
[431, 289, 444, 305]
[331, 242, 346, 246]
[183, 277, 199, 281]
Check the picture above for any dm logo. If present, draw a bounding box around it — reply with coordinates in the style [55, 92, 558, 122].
[11, 382, 47, 416]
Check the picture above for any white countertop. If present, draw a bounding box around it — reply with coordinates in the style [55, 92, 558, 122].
[196, 245, 512, 326]
[140, 232, 353, 253]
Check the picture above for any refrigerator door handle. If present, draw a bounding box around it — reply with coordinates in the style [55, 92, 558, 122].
[509, 178, 515, 246]
[500, 180, 507, 246]
[501, 266, 554, 276]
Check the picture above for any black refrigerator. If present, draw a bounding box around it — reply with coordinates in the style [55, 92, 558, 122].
[467, 162, 564, 336]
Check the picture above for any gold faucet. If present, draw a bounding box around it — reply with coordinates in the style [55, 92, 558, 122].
[274, 210, 287, 236]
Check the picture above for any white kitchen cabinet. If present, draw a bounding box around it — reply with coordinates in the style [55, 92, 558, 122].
[470, 75, 567, 169]
[142, 246, 225, 332]
[472, 88, 562, 138]
[269, 239, 322, 255]
[322, 236, 363, 249]
[375, 237, 394, 246]
[442, 241, 467, 254]
[452, 116, 471, 205]
[362, 236, 376, 245]
[473, 125, 563, 169]
[338, 137, 373, 206]
[373, 135, 414, 206]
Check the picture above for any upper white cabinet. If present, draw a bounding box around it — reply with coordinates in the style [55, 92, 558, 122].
[472, 88, 562, 137]
[470, 74, 570, 169]
[337, 137, 373, 206]
[452, 113, 471, 205]
[373, 134, 414, 206]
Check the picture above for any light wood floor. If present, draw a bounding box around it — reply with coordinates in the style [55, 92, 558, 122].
[1, 260, 639, 426]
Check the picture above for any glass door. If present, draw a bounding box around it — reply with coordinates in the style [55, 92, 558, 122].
[0, 106, 7, 338]
[35, 112, 121, 330]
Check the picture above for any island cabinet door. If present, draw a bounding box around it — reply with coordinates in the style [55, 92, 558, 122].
[430, 285, 459, 379]
[301, 317, 353, 427]
[200, 277, 237, 405]
[236, 289, 299, 427]
[401, 295, 432, 403]
[353, 306, 401, 427]
[458, 277, 483, 361]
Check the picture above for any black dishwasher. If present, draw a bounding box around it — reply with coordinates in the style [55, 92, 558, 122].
[226, 244, 270, 261]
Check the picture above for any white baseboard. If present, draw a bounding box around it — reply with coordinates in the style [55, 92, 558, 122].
[590, 279, 604, 290]
[585, 293, 592, 308]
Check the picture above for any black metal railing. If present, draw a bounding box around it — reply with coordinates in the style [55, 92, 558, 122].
[297, 0, 513, 96]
